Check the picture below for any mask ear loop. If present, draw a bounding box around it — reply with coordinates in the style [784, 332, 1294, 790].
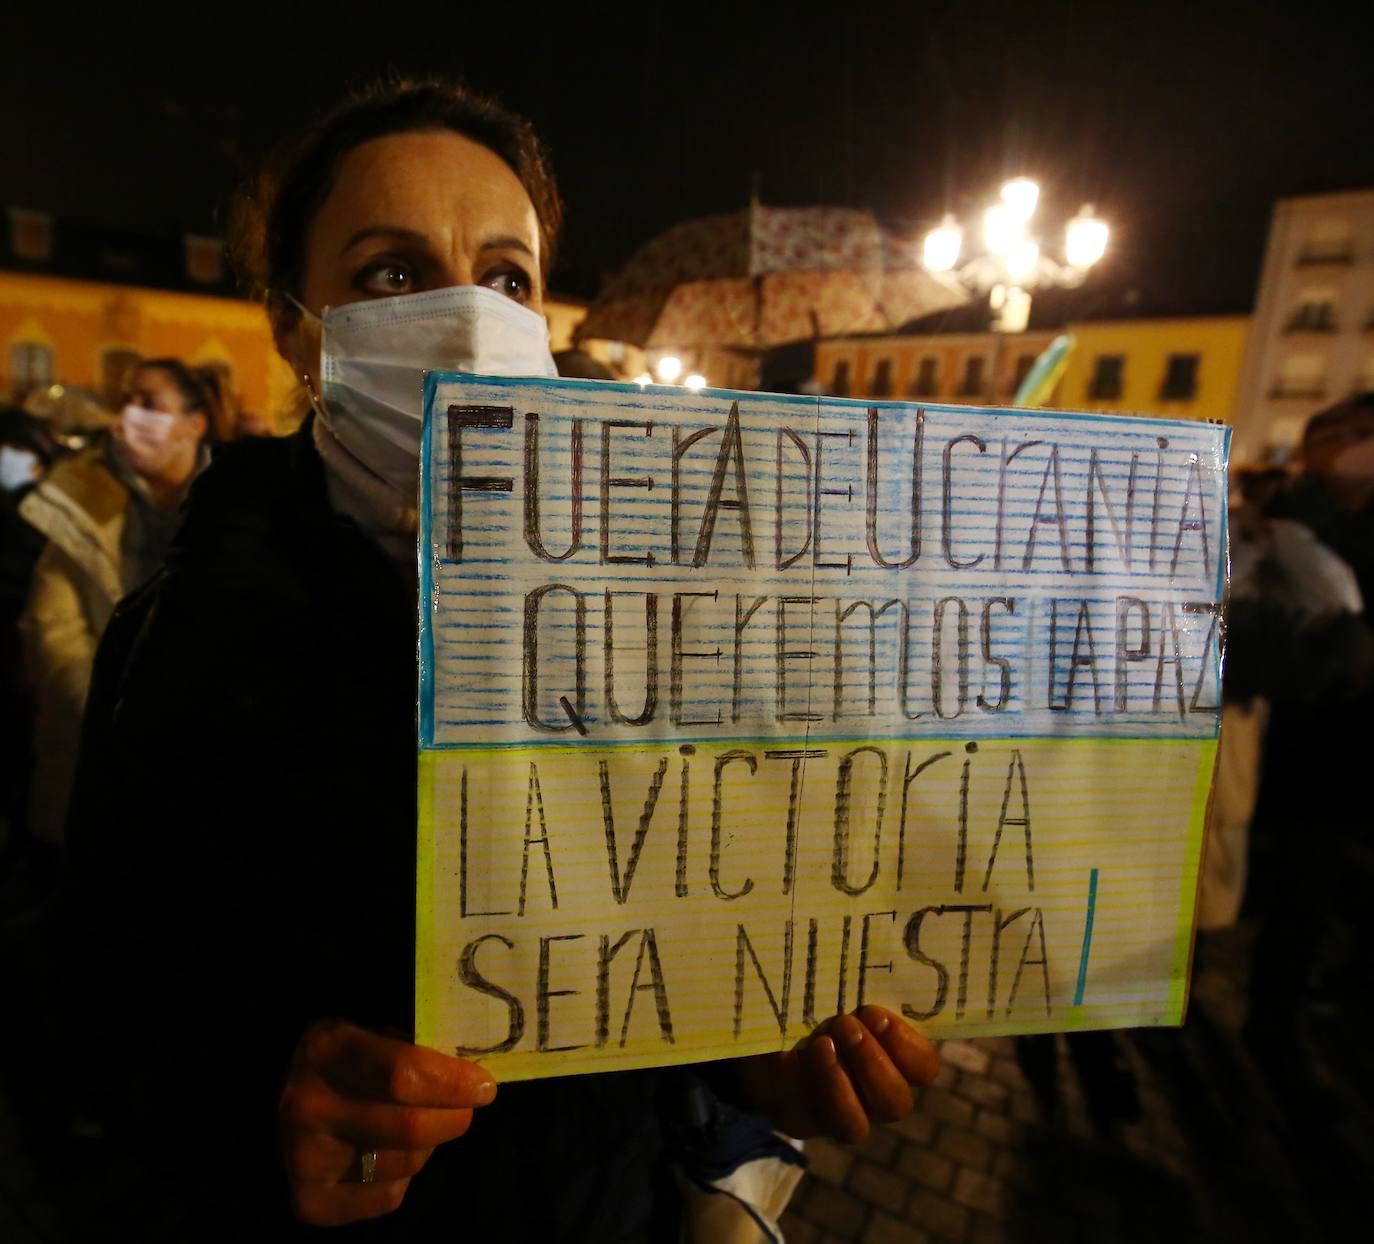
[274, 291, 331, 423]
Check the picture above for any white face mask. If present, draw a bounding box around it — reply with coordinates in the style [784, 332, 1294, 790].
[118, 404, 181, 475]
[0, 445, 41, 492]
[306, 285, 557, 494]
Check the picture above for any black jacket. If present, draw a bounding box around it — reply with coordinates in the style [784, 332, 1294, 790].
[65, 423, 681, 1240]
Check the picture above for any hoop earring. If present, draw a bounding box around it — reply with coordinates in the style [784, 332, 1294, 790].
[300, 374, 327, 423]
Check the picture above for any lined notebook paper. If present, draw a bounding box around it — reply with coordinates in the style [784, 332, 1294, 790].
[416, 375, 1227, 1082]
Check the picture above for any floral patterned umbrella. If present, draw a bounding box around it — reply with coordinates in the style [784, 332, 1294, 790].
[577, 205, 968, 350]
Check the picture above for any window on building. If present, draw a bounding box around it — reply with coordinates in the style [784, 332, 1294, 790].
[184, 234, 225, 285]
[100, 348, 142, 406]
[956, 356, 986, 398]
[870, 357, 893, 397]
[1088, 354, 1125, 400]
[1297, 219, 1354, 266]
[1285, 288, 1338, 333]
[1009, 353, 1036, 396]
[1159, 354, 1199, 401]
[8, 209, 53, 262]
[910, 357, 939, 397]
[831, 359, 851, 396]
[1271, 354, 1325, 400]
[9, 342, 54, 397]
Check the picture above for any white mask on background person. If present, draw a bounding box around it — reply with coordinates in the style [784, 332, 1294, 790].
[0, 445, 41, 492]
[118, 404, 181, 475]
[299, 284, 557, 496]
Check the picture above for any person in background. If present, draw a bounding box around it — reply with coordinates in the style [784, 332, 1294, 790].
[1236, 396, 1374, 1076]
[17, 359, 216, 858]
[1, 408, 59, 859]
[553, 345, 616, 379]
[1267, 393, 1374, 602]
[64, 77, 939, 1240]
[0, 406, 54, 497]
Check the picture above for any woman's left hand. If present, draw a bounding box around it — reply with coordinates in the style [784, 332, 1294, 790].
[735, 1005, 939, 1143]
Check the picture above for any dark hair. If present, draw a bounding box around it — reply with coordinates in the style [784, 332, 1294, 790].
[134, 358, 222, 444]
[0, 406, 58, 463]
[229, 76, 562, 329]
[1303, 392, 1374, 448]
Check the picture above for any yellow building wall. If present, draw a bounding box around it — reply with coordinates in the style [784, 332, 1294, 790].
[543, 297, 586, 353]
[0, 271, 295, 415]
[1056, 316, 1250, 423]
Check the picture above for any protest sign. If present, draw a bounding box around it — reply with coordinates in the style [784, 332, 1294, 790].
[416, 375, 1228, 1082]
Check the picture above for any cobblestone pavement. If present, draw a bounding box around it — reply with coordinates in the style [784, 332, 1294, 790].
[779, 928, 1367, 1244]
[2, 918, 1367, 1241]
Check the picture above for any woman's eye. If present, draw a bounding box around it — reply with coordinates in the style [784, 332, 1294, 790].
[481, 264, 532, 304]
[356, 261, 414, 296]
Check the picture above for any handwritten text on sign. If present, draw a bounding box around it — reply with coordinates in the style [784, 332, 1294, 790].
[416, 376, 1227, 1081]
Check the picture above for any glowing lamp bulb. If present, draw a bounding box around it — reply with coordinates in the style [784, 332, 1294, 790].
[1000, 178, 1040, 224]
[1066, 205, 1109, 268]
[683, 373, 707, 391]
[655, 355, 683, 383]
[1005, 239, 1041, 283]
[983, 204, 1022, 257]
[633, 372, 653, 386]
[922, 216, 962, 273]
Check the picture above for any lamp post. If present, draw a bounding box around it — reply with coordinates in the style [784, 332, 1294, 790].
[921, 179, 1109, 333]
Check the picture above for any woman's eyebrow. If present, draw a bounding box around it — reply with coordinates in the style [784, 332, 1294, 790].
[479, 234, 535, 259]
[338, 225, 428, 256]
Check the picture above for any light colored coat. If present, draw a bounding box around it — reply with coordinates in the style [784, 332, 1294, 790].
[18, 448, 130, 845]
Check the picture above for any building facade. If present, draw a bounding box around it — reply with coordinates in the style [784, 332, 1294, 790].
[1232, 188, 1374, 464]
[0, 269, 297, 421]
[812, 317, 1250, 428]
[1056, 316, 1249, 424]
[813, 331, 1058, 405]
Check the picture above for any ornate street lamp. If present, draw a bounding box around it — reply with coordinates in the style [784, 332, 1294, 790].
[921, 179, 1109, 332]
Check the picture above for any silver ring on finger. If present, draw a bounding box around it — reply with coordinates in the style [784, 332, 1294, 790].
[359, 1149, 378, 1184]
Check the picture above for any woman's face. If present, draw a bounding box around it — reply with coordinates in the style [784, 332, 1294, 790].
[279, 129, 545, 382]
[119, 367, 207, 479]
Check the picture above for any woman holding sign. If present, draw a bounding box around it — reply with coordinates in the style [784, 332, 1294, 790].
[65, 78, 939, 1238]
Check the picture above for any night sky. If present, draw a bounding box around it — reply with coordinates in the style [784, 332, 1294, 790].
[7, 0, 1374, 315]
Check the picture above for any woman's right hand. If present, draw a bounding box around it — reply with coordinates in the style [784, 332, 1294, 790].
[278, 1019, 497, 1225]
